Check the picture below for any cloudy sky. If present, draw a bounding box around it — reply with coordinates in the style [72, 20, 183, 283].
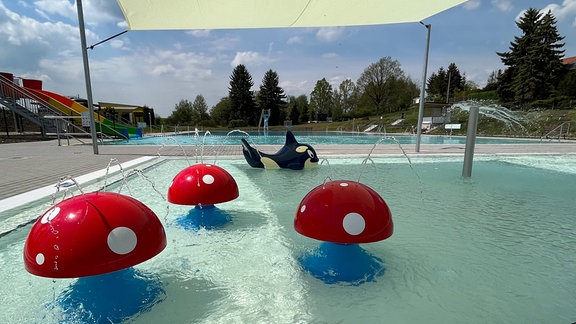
[1, 0, 575, 117]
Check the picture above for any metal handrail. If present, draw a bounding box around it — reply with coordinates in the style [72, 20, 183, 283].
[0, 75, 64, 117]
[541, 122, 570, 141]
[1, 74, 128, 141]
[44, 115, 119, 145]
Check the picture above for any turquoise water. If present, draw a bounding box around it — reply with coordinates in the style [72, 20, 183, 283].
[104, 131, 543, 145]
[1, 156, 575, 323]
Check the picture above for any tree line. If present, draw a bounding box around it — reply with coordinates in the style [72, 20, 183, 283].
[166, 56, 421, 128]
[161, 7, 575, 127]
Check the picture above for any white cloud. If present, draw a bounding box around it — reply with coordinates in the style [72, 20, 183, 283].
[186, 29, 211, 37]
[0, 2, 97, 73]
[207, 35, 241, 51]
[280, 80, 310, 97]
[109, 39, 124, 49]
[231, 51, 274, 67]
[144, 50, 214, 80]
[287, 35, 303, 44]
[34, 0, 76, 21]
[491, 0, 513, 12]
[151, 64, 176, 76]
[541, 0, 576, 26]
[117, 20, 128, 29]
[322, 52, 338, 59]
[316, 27, 345, 42]
[462, 0, 480, 10]
[33, 0, 124, 26]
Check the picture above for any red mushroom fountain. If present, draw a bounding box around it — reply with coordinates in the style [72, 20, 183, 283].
[24, 192, 167, 278]
[168, 163, 239, 229]
[294, 180, 393, 284]
[23, 191, 167, 321]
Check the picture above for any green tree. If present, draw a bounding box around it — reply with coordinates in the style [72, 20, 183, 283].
[484, 70, 501, 91]
[293, 95, 309, 123]
[228, 64, 256, 125]
[309, 78, 333, 121]
[167, 99, 195, 125]
[393, 77, 419, 111]
[286, 96, 299, 125]
[258, 69, 286, 126]
[356, 56, 408, 114]
[338, 79, 359, 115]
[287, 95, 310, 125]
[210, 97, 232, 126]
[192, 95, 210, 124]
[497, 8, 565, 107]
[427, 63, 465, 102]
[331, 90, 343, 121]
[141, 106, 155, 128]
[557, 70, 576, 100]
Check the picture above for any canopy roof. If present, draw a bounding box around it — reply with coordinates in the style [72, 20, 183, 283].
[98, 102, 145, 112]
[116, 0, 467, 30]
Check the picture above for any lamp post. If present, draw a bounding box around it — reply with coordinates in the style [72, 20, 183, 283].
[415, 22, 431, 153]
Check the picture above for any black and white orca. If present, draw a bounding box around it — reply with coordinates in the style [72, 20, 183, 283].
[241, 130, 319, 170]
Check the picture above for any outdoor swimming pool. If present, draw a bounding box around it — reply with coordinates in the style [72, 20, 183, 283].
[104, 131, 543, 145]
[1, 155, 575, 323]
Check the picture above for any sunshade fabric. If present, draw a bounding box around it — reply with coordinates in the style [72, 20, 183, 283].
[116, 0, 468, 30]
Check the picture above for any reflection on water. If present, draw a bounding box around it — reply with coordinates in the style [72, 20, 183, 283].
[0, 157, 575, 323]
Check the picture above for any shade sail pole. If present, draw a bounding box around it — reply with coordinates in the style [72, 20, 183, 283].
[76, 0, 99, 154]
[415, 22, 431, 153]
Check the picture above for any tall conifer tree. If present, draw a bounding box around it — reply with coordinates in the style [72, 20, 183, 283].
[497, 8, 564, 107]
[228, 64, 256, 125]
[258, 69, 286, 126]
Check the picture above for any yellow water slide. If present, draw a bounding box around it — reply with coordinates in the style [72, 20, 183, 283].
[31, 89, 106, 123]
[30, 89, 140, 137]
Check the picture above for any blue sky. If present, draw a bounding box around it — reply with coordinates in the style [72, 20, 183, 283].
[1, 0, 575, 117]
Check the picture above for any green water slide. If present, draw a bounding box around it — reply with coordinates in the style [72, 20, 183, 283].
[32, 89, 141, 138]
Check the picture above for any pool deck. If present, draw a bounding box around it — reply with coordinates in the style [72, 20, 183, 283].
[1, 139, 575, 203]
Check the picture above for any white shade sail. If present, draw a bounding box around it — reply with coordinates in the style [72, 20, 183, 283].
[116, 0, 468, 30]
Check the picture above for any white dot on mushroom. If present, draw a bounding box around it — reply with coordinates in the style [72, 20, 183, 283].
[339, 182, 349, 187]
[107, 227, 137, 255]
[35, 253, 45, 265]
[300, 205, 306, 213]
[202, 174, 215, 184]
[342, 212, 366, 235]
[41, 207, 60, 224]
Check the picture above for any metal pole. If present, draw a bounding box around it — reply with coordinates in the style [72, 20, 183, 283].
[56, 118, 61, 146]
[462, 106, 479, 178]
[76, 0, 99, 154]
[416, 22, 431, 152]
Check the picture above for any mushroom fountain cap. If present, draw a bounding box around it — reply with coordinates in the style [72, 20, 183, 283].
[167, 163, 239, 206]
[294, 180, 393, 244]
[23, 192, 167, 278]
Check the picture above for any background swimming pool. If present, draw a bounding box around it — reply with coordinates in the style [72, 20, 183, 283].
[104, 130, 543, 145]
[1, 155, 575, 323]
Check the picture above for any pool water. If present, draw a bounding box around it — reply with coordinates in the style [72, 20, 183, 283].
[104, 131, 543, 145]
[1, 155, 575, 323]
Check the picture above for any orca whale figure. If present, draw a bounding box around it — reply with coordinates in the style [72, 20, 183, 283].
[241, 130, 319, 170]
